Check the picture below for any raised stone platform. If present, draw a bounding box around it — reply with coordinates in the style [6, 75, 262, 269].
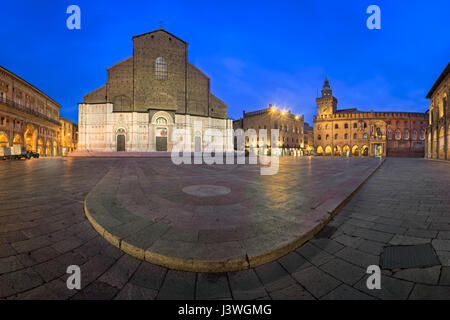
[84, 157, 384, 272]
[68, 151, 173, 158]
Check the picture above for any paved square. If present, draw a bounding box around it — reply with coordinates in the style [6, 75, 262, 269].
[0, 157, 449, 299]
[83, 157, 382, 271]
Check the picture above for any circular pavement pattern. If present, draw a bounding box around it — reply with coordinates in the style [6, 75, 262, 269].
[182, 185, 232, 197]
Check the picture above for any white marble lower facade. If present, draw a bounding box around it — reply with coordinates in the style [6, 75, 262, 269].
[78, 103, 234, 152]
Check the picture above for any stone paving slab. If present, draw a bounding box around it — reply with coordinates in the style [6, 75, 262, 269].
[84, 157, 384, 272]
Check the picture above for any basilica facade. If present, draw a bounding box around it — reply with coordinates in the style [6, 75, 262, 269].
[78, 28, 233, 152]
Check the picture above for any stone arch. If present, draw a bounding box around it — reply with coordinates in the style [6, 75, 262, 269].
[53, 140, 58, 156]
[334, 145, 341, 156]
[352, 145, 360, 157]
[448, 124, 450, 159]
[151, 111, 174, 125]
[13, 134, 23, 146]
[115, 127, 127, 152]
[24, 124, 37, 151]
[433, 130, 438, 158]
[151, 111, 172, 152]
[325, 146, 332, 156]
[439, 126, 445, 159]
[0, 131, 8, 147]
[362, 145, 369, 157]
[37, 138, 44, 155]
[46, 140, 51, 156]
[316, 146, 323, 156]
[343, 145, 350, 156]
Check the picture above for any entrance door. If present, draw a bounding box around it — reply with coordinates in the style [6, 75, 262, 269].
[117, 135, 125, 152]
[374, 144, 383, 157]
[156, 137, 167, 151]
[156, 127, 168, 151]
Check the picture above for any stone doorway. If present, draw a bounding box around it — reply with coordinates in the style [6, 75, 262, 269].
[117, 135, 126, 152]
[156, 127, 168, 151]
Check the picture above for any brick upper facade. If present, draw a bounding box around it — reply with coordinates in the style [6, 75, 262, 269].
[84, 28, 227, 119]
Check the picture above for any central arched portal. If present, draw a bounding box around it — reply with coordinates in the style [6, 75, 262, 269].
[155, 117, 168, 152]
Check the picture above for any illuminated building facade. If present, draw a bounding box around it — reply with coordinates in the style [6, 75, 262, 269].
[233, 105, 305, 154]
[314, 78, 427, 157]
[425, 62, 449, 160]
[60, 117, 78, 155]
[0, 66, 61, 156]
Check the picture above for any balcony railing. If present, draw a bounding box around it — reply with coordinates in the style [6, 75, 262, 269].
[0, 96, 61, 126]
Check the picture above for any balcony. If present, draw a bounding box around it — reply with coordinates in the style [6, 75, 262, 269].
[0, 95, 61, 126]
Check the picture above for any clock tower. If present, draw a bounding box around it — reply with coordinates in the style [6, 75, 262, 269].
[316, 77, 337, 117]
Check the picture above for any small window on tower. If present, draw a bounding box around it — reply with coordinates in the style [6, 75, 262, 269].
[155, 57, 168, 80]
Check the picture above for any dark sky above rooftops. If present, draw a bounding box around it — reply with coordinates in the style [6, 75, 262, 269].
[1, 0, 448, 124]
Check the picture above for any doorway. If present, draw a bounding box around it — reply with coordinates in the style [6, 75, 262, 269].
[117, 134, 126, 152]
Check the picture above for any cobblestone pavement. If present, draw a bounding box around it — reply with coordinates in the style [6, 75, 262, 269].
[0, 157, 449, 300]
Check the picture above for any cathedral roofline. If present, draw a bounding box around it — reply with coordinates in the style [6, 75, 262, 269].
[426, 62, 450, 99]
[132, 28, 188, 44]
[106, 57, 133, 71]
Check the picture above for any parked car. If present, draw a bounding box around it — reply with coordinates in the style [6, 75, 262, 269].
[27, 151, 40, 158]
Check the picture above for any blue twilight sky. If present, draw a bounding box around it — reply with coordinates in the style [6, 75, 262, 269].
[0, 0, 449, 125]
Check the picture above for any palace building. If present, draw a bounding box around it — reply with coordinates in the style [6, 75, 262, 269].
[233, 105, 305, 155]
[60, 117, 78, 155]
[78, 28, 233, 152]
[425, 62, 449, 160]
[0, 66, 62, 156]
[313, 78, 427, 157]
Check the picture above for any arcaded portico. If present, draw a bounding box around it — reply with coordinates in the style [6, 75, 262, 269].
[0, 66, 62, 156]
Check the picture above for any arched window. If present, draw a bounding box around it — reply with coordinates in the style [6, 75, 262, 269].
[344, 123, 348, 129]
[335, 124, 339, 129]
[363, 133, 368, 139]
[395, 129, 401, 140]
[318, 135, 322, 140]
[325, 124, 329, 130]
[387, 130, 393, 140]
[344, 133, 348, 139]
[155, 57, 168, 80]
[363, 122, 367, 129]
[326, 134, 329, 140]
[353, 123, 357, 129]
[412, 130, 417, 140]
[156, 117, 168, 125]
[353, 133, 357, 139]
[318, 125, 322, 130]
[404, 130, 409, 140]
[420, 129, 425, 140]
[334, 134, 338, 140]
